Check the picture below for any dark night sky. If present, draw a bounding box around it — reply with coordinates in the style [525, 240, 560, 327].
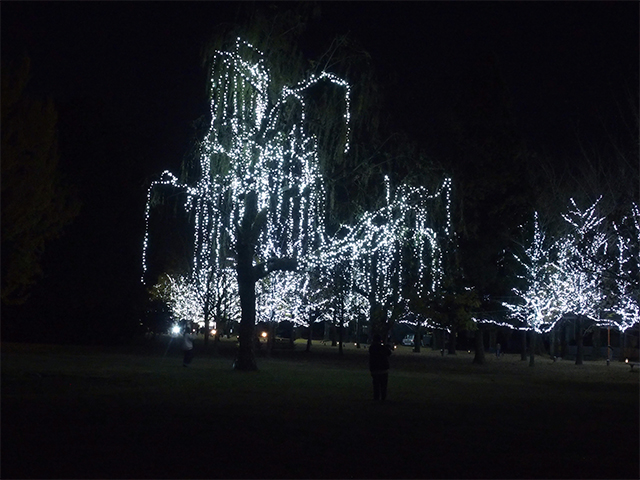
[5, 1, 638, 168]
[2, 1, 638, 337]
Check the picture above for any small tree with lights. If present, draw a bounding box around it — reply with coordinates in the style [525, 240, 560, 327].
[552, 197, 613, 364]
[503, 212, 561, 366]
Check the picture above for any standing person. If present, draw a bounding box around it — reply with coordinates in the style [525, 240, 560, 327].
[369, 333, 393, 401]
[182, 322, 197, 367]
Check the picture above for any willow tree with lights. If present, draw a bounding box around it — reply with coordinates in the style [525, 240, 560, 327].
[308, 176, 453, 342]
[143, 27, 388, 368]
[201, 38, 353, 369]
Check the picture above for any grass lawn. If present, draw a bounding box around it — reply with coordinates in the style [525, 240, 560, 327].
[2, 338, 638, 479]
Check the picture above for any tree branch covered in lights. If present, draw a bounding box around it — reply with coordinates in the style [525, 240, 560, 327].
[609, 203, 639, 331]
[503, 212, 560, 334]
[553, 197, 610, 323]
[307, 176, 454, 339]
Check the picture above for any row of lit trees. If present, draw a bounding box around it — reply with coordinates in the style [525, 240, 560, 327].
[482, 198, 639, 364]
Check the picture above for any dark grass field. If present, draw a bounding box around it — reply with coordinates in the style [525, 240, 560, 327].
[2, 338, 638, 479]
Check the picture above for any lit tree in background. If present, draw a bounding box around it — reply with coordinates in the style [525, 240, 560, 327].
[256, 270, 305, 352]
[609, 203, 639, 333]
[503, 212, 561, 365]
[553, 197, 611, 364]
[479, 199, 638, 364]
[149, 271, 241, 336]
[150, 273, 203, 326]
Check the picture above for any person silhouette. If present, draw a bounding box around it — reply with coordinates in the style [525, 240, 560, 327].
[368, 333, 393, 401]
[182, 323, 197, 367]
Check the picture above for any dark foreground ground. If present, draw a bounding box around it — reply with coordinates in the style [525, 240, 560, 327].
[2, 339, 638, 479]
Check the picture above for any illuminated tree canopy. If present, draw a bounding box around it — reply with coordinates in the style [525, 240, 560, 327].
[499, 199, 639, 344]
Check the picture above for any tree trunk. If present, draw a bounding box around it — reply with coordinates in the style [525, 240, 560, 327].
[560, 323, 568, 358]
[473, 326, 485, 365]
[520, 329, 528, 361]
[448, 327, 457, 355]
[306, 320, 312, 352]
[234, 234, 258, 371]
[338, 314, 344, 356]
[413, 324, 421, 353]
[489, 329, 497, 353]
[551, 325, 560, 358]
[203, 310, 211, 350]
[529, 330, 536, 367]
[575, 316, 584, 366]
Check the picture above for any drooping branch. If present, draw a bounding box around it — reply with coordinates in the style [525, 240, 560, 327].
[256, 257, 298, 280]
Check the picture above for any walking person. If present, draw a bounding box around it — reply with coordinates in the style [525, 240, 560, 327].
[182, 322, 197, 367]
[369, 333, 393, 401]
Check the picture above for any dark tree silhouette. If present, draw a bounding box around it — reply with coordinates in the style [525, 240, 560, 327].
[1, 55, 79, 307]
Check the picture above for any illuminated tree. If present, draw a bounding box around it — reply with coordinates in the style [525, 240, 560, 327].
[503, 212, 561, 365]
[144, 38, 351, 370]
[552, 198, 612, 364]
[481, 199, 638, 364]
[150, 274, 202, 326]
[609, 203, 639, 332]
[256, 270, 307, 352]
